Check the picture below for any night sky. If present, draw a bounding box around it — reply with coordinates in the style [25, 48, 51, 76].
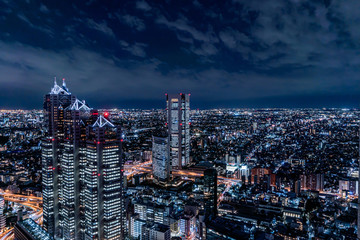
[0, 0, 359, 109]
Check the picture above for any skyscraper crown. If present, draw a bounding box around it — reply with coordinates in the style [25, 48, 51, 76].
[92, 115, 115, 128]
[50, 77, 71, 95]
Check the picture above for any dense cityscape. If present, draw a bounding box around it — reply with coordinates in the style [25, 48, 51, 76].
[1, 0, 360, 239]
[0, 79, 358, 239]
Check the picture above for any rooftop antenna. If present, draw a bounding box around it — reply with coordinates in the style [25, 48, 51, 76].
[62, 78, 66, 87]
[54, 77, 57, 86]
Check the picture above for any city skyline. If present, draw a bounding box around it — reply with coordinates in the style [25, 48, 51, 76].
[0, 1, 360, 240]
[1, 0, 360, 109]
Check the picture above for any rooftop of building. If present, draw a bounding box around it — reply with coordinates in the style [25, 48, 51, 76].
[16, 219, 54, 240]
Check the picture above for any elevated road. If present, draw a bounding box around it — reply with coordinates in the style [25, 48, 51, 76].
[0, 191, 43, 240]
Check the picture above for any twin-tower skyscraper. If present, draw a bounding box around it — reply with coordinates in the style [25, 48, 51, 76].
[42, 79, 125, 240]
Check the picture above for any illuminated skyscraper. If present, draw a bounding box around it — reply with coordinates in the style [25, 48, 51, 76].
[61, 99, 93, 239]
[0, 197, 5, 232]
[42, 78, 74, 236]
[84, 115, 125, 240]
[152, 135, 170, 183]
[42, 79, 125, 239]
[203, 168, 217, 221]
[166, 93, 190, 169]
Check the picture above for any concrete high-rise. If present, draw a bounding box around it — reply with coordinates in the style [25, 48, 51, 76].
[42, 78, 75, 237]
[84, 115, 125, 240]
[152, 135, 170, 183]
[166, 93, 190, 169]
[61, 99, 93, 239]
[0, 197, 5, 233]
[203, 168, 217, 221]
[42, 79, 125, 239]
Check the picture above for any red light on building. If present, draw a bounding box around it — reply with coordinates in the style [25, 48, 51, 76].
[98, 173, 101, 176]
[104, 112, 109, 118]
[53, 167, 56, 170]
[189, 122, 191, 125]
[121, 169, 124, 172]
[180, 123, 182, 126]
[189, 93, 191, 96]
[97, 141, 100, 144]
[52, 138, 55, 141]
[120, 139, 124, 142]
[165, 123, 168, 126]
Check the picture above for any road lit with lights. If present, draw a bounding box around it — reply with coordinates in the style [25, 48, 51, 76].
[0, 191, 43, 240]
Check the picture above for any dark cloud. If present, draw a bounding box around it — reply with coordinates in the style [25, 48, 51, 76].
[85, 18, 115, 38]
[121, 14, 146, 31]
[0, 0, 359, 109]
[119, 41, 147, 57]
[136, 0, 151, 11]
[39, 4, 49, 14]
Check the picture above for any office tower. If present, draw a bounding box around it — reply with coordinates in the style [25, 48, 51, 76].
[339, 179, 358, 196]
[14, 219, 54, 240]
[239, 165, 250, 183]
[0, 197, 5, 232]
[251, 167, 271, 184]
[42, 80, 126, 239]
[152, 135, 170, 183]
[84, 115, 125, 240]
[42, 78, 75, 236]
[166, 93, 190, 169]
[61, 99, 93, 239]
[300, 174, 324, 191]
[203, 168, 217, 221]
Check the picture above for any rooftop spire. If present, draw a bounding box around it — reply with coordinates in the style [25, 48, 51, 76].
[92, 115, 115, 128]
[50, 77, 71, 95]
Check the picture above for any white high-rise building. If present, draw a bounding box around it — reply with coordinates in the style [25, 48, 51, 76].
[152, 136, 170, 183]
[166, 93, 190, 169]
[84, 115, 125, 240]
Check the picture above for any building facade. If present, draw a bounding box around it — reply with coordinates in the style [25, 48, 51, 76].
[152, 136, 170, 183]
[203, 168, 217, 221]
[42, 80, 125, 239]
[166, 93, 190, 169]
